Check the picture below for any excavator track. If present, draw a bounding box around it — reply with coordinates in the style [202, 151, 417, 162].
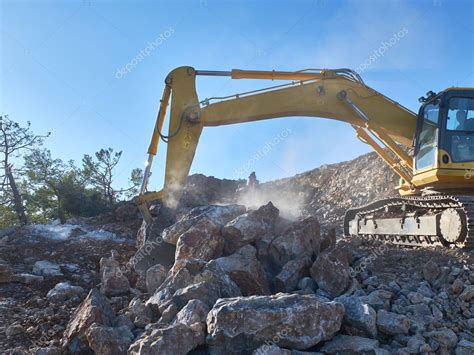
[344, 194, 474, 249]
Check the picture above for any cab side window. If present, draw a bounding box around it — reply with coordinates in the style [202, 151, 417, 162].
[446, 97, 474, 162]
[446, 98, 474, 131]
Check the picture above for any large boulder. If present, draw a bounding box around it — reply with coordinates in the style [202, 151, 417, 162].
[376, 310, 411, 335]
[134, 206, 177, 273]
[173, 299, 210, 327]
[136, 205, 175, 248]
[99, 255, 129, 297]
[268, 216, 320, 269]
[423, 260, 440, 283]
[180, 174, 243, 207]
[162, 205, 246, 245]
[147, 258, 241, 309]
[172, 281, 221, 309]
[424, 328, 458, 348]
[273, 257, 312, 293]
[310, 252, 350, 298]
[175, 218, 224, 262]
[222, 202, 279, 254]
[0, 263, 14, 283]
[460, 285, 474, 301]
[62, 288, 116, 353]
[215, 245, 270, 295]
[132, 239, 176, 275]
[206, 294, 344, 353]
[85, 324, 134, 355]
[114, 202, 139, 221]
[335, 295, 377, 338]
[146, 264, 168, 294]
[32, 260, 63, 277]
[127, 297, 155, 328]
[326, 241, 353, 267]
[46, 282, 85, 302]
[128, 322, 205, 355]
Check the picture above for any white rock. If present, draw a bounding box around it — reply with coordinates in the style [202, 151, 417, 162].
[47, 282, 84, 301]
[32, 260, 63, 277]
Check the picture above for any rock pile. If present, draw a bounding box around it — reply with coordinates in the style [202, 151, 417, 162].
[57, 201, 474, 354]
[0, 216, 137, 354]
[2, 153, 474, 354]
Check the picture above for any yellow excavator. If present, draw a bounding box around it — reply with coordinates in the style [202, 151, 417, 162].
[137, 66, 474, 248]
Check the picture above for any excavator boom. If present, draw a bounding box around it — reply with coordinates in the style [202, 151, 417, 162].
[138, 66, 416, 216]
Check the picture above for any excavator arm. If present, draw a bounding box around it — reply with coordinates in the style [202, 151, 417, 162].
[137, 66, 418, 222]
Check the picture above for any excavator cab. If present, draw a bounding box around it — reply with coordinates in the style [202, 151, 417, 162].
[413, 88, 474, 190]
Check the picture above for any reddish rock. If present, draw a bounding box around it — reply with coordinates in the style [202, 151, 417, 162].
[62, 288, 116, 353]
[0, 263, 14, 283]
[86, 324, 134, 355]
[207, 294, 344, 353]
[310, 252, 350, 298]
[128, 322, 205, 355]
[222, 202, 279, 254]
[268, 216, 320, 269]
[162, 205, 246, 245]
[274, 257, 312, 293]
[175, 218, 224, 262]
[215, 245, 270, 296]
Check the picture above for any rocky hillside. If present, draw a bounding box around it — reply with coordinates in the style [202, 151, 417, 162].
[244, 152, 399, 225]
[1, 152, 474, 355]
[8, 202, 469, 355]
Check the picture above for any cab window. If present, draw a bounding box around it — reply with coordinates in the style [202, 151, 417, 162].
[446, 97, 474, 131]
[445, 97, 474, 162]
[415, 103, 439, 170]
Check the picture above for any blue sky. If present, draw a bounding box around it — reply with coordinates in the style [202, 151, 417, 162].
[1, 0, 473, 191]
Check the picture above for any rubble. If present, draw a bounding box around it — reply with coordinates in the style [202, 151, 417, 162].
[174, 218, 224, 262]
[86, 324, 134, 355]
[0, 263, 13, 283]
[268, 216, 320, 269]
[335, 295, 378, 338]
[376, 310, 411, 335]
[310, 251, 350, 298]
[273, 256, 312, 293]
[99, 253, 130, 297]
[46, 282, 84, 302]
[128, 322, 205, 355]
[214, 245, 270, 295]
[2, 152, 474, 354]
[222, 202, 279, 254]
[32, 260, 63, 277]
[145, 263, 168, 294]
[162, 204, 246, 245]
[319, 335, 381, 354]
